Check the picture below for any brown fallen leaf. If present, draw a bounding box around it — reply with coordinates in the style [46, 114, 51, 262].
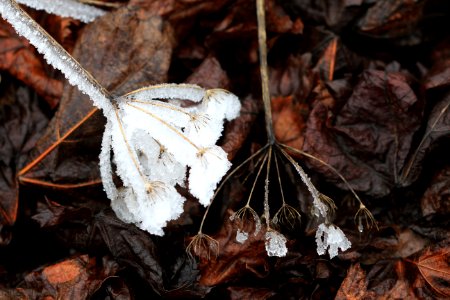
[335, 263, 376, 300]
[410, 240, 450, 297]
[420, 166, 450, 216]
[0, 81, 48, 235]
[303, 69, 424, 197]
[198, 210, 269, 286]
[13, 255, 118, 299]
[0, 19, 63, 108]
[401, 92, 450, 186]
[16, 4, 174, 202]
[271, 95, 308, 150]
[222, 96, 260, 160]
[357, 0, 424, 39]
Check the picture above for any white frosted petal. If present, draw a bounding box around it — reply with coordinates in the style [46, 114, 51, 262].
[189, 146, 231, 206]
[124, 83, 206, 103]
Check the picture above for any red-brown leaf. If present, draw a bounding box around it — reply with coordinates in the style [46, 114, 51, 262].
[412, 243, 450, 297]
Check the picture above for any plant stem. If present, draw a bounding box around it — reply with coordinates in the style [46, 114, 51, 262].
[256, 0, 275, 144]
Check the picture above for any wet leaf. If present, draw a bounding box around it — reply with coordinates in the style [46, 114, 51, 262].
[357, 0, 424, 40]
[222, 96, 260, 160]
[272, 95, 308, 150]
[420, 166, 450, 216]
[0, 19, 63, 108]
[88, 211, 165, 295]
[401, 92, 450, 186]
[0, 82, 48, 232]
[0, 255, 119, 299]
[227, 286, 275, 299]
[335, 263, 376, 300]
[303, 69, 423, 197]
[198, 210, 269, 286]
[411, 241, 450, 297]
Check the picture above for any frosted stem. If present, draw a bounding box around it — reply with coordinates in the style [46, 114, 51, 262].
[16, 0, 105, 23]
[0, 0, 114, 112]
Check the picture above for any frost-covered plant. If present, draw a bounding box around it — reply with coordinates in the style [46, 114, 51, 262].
[188, 0, 376, 260]
[16, 0, 105, 23]
[0, 0, 241, 235]
[101, 85, 240, 235]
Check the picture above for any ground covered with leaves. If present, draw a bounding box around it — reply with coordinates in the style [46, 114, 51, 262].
[0, 0, 449, 299]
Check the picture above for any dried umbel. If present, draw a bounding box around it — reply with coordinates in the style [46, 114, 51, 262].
[0, 0, 241, 236]
[101, 85, 240, 235]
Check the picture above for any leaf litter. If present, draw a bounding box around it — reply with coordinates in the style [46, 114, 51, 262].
[0, 0, 449, 298]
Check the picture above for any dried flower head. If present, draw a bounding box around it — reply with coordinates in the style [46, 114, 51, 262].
[272, 203, 301, 229]
[186, 233, 219, 261]
[229, 205, 262, 237]
[354, 204, 377, 232]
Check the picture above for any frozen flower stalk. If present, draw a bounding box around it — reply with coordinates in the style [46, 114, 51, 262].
[0, 0, 241, 236]
[315, 223, 351, 259]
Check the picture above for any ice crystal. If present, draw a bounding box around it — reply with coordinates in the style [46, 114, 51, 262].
[16, 0, 105, 23]
[265, 230, 288, 257]
[315, 223, 351, 259]
[236, 229, 248, 244]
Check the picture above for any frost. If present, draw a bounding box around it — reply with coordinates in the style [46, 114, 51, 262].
[236, 229, 248, 244]
[265, 230, 288, 257]
[16, 0, 105, 23]
[99, 85, 240, 235]
[0, 1, 241, 236]
[315, 223, 352, 259]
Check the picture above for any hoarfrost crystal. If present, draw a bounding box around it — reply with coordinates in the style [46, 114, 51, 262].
[265, 230, 288, 257]
[315, 223, 351, 259]
[16, 0, 105, 23]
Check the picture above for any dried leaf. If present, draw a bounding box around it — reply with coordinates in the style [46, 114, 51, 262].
[222, 96, 260, 160]
[3, 255, 119, 299]
[401, 92, 450, 186]
[17, 4, 173, 199]
[0, 19, 63, 108]
[0, 82, 48, 232]
[335, 263, 376, 300]
[357, 0, 424, 40]
[412, 241, 450, 297]
[227, 286, 275, 299]
[198, 210, 269, 286]
[303, 70, 423, 196]
[272, 95, 308, 151]
[420, 166, 450, 216]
